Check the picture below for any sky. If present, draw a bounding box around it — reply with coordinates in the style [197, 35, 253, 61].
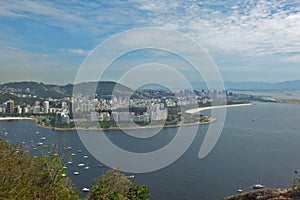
[0, 0, 299, 85]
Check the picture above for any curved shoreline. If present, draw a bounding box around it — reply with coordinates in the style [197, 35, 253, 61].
[185, 103, 253, 114]
[0, 103, 252, 131]
[0, 116, 216, 131]
[0, 117, 35, 121]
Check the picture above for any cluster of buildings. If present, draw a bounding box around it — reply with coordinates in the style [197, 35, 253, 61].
[0, 99, 71, 124]
[0, 88, 231, 125]
[110, 103, 168, 123]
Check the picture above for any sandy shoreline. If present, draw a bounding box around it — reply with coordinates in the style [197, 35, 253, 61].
[0, 117, 35, 121]
[185, 103, 253, 114]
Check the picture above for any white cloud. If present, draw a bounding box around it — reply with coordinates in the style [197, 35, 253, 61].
[0, 0, 299, 83]
[1, 0, 298, 58]
[129, 0, 300, 58]
[68, 48, 90, 55]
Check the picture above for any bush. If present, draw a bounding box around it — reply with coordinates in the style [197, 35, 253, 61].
[0, 139, 79, 200]
[0, 138, 150, 200]
[87, 169, 150, 200]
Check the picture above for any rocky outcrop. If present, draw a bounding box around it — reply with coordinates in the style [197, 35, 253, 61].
[224, 188, 300, 200]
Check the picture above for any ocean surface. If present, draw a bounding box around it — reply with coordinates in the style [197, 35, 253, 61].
[232, 90, 300, 99]
[1, 102, 300, 199]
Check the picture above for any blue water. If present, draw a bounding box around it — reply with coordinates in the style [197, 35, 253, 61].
[1, 102, 300, 199]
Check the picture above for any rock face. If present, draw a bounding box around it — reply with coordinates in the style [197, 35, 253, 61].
[224, 188, 300, 200]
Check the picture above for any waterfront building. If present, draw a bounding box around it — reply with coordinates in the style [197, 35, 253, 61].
[62, 101, 68, 111]
[43, 101, 49, 114]
[6, 99, 14, 113]
[56, 111, 70, 124]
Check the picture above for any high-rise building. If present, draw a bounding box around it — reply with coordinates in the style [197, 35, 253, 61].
[6, 99, 14, 114]
[17, 106, 22, 114]
[62, 101, 68, 111]
[43, 101, 49, 114]
[68, 101, 73, 114]
[35, 101, 40, 107]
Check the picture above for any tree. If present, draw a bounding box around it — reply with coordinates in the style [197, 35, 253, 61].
[87, 169, 150, 200]
[0, 139, 79, 200]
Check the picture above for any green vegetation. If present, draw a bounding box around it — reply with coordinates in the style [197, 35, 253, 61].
[0, 138, 150, 200]
[292, 170, 300, 192]
[99, 121, 116, 129]
[87, 169, 149, 200]
[0, 138, 79, 199]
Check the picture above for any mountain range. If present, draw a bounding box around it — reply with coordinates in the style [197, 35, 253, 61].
[0, 79, 299, 100]
[224, 80, 300, 90]
[190, 80, 300, 90]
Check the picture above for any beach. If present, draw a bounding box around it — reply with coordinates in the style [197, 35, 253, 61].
[185, 103, 253, 114]
[0, 117, 34, 121]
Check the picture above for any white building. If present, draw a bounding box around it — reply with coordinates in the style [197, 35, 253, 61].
[43, 101, 49, 114]
[149, 103, 168, 121]
[62, 101, 68, 111]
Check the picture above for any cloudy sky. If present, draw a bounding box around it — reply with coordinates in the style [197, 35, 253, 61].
[0, 0, 299, 84]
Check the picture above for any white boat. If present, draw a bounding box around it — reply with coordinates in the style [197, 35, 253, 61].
[71, 153, 76, 156]
[98, 163, 105, 167]
[35, 131, 39, 134]
[73, 171, 80, 175]
[127, 175, 135, 179]
[82, 187, 90, 192]
[37, 142, 43, 146]
[78, 163, 85, 167]
[237, 189, 243, 193]
[77, 149, 82, 153]
[67, 161, 73, 165]
[40, 137, 46, 140]
[84, 166, 90, 170]
[252, 184, 265, 189]
[66, 146, 72, 150]
[83, 155, 88, 159]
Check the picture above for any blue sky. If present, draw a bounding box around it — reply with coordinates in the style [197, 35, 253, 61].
[0, 0, 299, 84]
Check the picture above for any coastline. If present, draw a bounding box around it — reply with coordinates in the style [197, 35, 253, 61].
[0, 117, 35, 121]
[185, 103, 253, 114]
[0, 102, 252, 131]
[0, 116, 216, 131]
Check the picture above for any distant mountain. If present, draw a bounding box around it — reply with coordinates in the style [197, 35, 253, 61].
[1, 79, 300, 102]
[71, 81, 132, 97]
[224, 80, 300, 90]
[1, 81, 67, 99]
[0, 81, 132, 100]
[191, 80, 300, 90]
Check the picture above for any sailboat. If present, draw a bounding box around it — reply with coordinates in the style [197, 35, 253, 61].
[84, 160, 90, 170]
[252, 180, 265, 189]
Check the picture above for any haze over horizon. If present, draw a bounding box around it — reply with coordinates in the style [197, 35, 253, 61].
[0, 0, 299, 85]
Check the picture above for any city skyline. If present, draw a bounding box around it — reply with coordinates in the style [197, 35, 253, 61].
[0, 0, 299, 84]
